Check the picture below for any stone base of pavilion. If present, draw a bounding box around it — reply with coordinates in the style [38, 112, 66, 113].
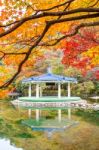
[12, 97, 85, 109]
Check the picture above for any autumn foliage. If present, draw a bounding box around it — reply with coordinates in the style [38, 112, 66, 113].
[0, 0, 99, 98]
[62, 28, 99, 79]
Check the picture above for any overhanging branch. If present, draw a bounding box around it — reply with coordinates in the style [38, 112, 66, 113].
[0, 8, 99, 38]
[0, 23, 51, 88]
[41, 21, 99, 46]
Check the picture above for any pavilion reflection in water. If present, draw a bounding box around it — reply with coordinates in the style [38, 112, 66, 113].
[12, 68, 82, 130]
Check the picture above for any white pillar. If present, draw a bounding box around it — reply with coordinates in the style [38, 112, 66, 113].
[40, 86, 42, 97]
[68, 108, 71, 120]
[36, 83, 39, 98]
[58, 109, 61, 122]
[36, 109, 39, 121]
[28, 109, 31, 118]
[68, 82, 71, 97]
[28, 83, 32, 97]
[58, 83, 61, 98]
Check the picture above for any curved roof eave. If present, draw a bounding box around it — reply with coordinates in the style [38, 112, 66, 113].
[22, 73, 77, 83]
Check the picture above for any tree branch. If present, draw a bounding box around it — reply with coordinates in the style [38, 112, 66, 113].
[35, 0, 75, 12]
[0, 8, 99, 38]
[0, 51, 27, 61]
[41, 21, 99, 46]
[0, 23, 51, 88]
[47, 12, 99, 25]
[89, 0, 99, 8]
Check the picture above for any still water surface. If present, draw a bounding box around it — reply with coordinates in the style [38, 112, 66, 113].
[0, 139, 23, 150]
[0, 100, 99, 150]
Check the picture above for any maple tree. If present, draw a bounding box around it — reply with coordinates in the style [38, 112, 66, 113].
[62, 27, 99, 79]
[0, 0, 99, 90]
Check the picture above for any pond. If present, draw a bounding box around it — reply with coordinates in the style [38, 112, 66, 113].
[0, 100, 99, 150]
[0, 139, 23, 150]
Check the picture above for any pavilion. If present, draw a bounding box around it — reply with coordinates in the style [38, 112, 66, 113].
[13, 68, 81, 122]
[22, 67, 77, 99]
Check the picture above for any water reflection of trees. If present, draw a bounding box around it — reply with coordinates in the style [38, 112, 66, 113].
[0, 101, 99, 150]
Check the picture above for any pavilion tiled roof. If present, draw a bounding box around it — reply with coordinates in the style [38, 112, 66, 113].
[22, 73, 77, 83]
